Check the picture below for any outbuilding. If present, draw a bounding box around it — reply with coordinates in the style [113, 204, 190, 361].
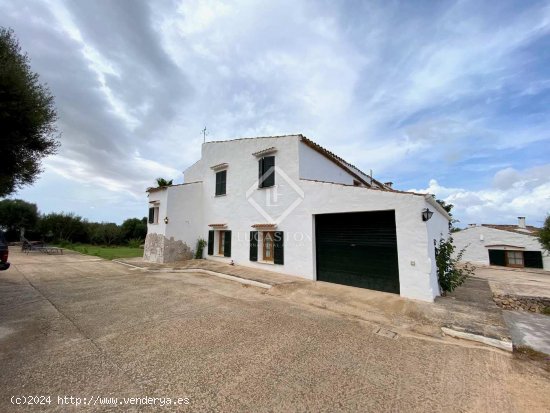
[453, 218, 549, 270]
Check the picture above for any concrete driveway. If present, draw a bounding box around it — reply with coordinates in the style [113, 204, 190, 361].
[1, 251, 549, 412]
[473, 265, 550, 297]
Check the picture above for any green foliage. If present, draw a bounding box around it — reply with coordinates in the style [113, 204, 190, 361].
[38, 212, 87, 243]
[538, 215, 550, 252]
[127, 238, 142, 248]
[121, 217, 147, 241]
[0, 28, 60, 197]
[435, 236, 475, 293]
[0, 199, 39, 240]
[155, 178, 173, 187]
[86, 222, 122, 245]
[195, 238, 207, 259]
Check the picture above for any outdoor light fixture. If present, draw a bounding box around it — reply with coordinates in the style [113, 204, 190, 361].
[164, 217, 169, 224]
[422, 208, 434, 222]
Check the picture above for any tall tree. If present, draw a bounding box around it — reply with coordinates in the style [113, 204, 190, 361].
[0, 28, 60, 197]
[121, 218, 147, 241]
[0, 199, 38, 239]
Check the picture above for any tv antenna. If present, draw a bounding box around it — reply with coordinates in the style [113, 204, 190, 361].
[202, 126, 208, 143]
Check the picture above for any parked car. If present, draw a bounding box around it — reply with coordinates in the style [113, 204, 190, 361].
[0, 231, 10, 271]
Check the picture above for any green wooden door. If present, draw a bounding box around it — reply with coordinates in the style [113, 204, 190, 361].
[315, 211, 400, 294]
[488, 250, 506, 266]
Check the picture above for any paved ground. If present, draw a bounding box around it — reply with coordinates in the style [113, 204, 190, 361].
[471, 266, 550, 355]
[120, 257, 512, 343]
[473, 265, 550, 297]
[503, 311, 550, 355]
[1, 251, 550, 412]
[435, 277, 510, 342]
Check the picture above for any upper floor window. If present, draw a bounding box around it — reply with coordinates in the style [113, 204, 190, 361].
[258, 156, 275, 188]
[215, 170, 227, 196]
[148, 206, 159, 224]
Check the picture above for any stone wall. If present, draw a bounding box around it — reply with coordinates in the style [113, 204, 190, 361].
[493, 294, 550, 313]
[144, 233, 194, 263]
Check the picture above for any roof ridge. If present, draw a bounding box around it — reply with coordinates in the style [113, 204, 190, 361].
[205, 134, 303, 144]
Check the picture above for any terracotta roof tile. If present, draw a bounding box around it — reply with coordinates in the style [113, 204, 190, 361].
[481, 224, 540, 236]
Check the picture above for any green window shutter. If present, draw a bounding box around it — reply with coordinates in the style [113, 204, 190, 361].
[262, 156, 275, 188]
[488, 249, 505, 266]
[215, 171, 226, 196]
[148, 208, 154, 224]
[524, 251, 543, 268]
[221, 170, 226, 195]
[207, 230, 214, 255]
[250, 231, 258, 261]
[274, 231, 284, 265]
[258, 158, 264, 187]
[224, 230, 232, 257]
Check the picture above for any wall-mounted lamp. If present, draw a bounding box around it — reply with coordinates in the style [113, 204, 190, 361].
[164, 217, 169, 224]
[422, 208, 434, 222]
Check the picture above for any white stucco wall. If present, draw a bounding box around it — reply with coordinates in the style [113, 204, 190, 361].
[453, 226, 550, 270]
[296, 183, 448, 301]
[146, 188, 168, 235]
[424, 198, 451, 296]
[165, 182, 204, 253]
[298, 141, 355, 185]
[145, 135, 450, 302]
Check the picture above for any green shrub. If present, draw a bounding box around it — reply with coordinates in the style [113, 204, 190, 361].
[57, 239, 71, 248]
[195, 238, 207, 259]
[436, 236, 475, 294]
[127, 238, 143, 248]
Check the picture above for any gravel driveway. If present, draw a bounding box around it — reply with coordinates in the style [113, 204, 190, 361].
[1, 251, 549, 412]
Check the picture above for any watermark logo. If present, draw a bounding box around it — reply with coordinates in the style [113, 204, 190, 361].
[245, 166, 304, 224]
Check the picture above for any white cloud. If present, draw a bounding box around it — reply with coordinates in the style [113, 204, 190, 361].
[2, 0, 550, 224]
[410, 165, 550, 226]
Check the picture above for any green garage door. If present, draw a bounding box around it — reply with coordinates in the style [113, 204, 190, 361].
[315, 211, 400, 294]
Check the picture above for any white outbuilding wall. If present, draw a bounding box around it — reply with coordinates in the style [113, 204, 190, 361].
[453, 225, 550, 270]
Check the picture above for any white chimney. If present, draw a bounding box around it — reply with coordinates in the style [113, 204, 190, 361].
[518, 217, 526, 228]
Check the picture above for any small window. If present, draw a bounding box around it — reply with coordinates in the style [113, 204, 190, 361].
[506, 251, 524, 267]
[215, 170, 227, 196]
[258, 156, 275, 188]
[148, 206, 159, 224]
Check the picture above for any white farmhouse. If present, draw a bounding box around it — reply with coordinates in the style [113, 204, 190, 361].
[453, 218, 549, 270]
[145, 134, 450, 302]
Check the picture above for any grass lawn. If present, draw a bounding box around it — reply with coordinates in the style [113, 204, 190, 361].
[61, 244, 143, 260]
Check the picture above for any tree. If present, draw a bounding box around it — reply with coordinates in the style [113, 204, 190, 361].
[0, 199, 38, 240]
[155, 178, 173, 187]
[38, 213, 87, 243]
[0, 28, 60, 197]
[121, 218, 147, 242]
[538, 215, 550, 252]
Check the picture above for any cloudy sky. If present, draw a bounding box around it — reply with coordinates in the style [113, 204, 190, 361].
[1, 0, 549, 227]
